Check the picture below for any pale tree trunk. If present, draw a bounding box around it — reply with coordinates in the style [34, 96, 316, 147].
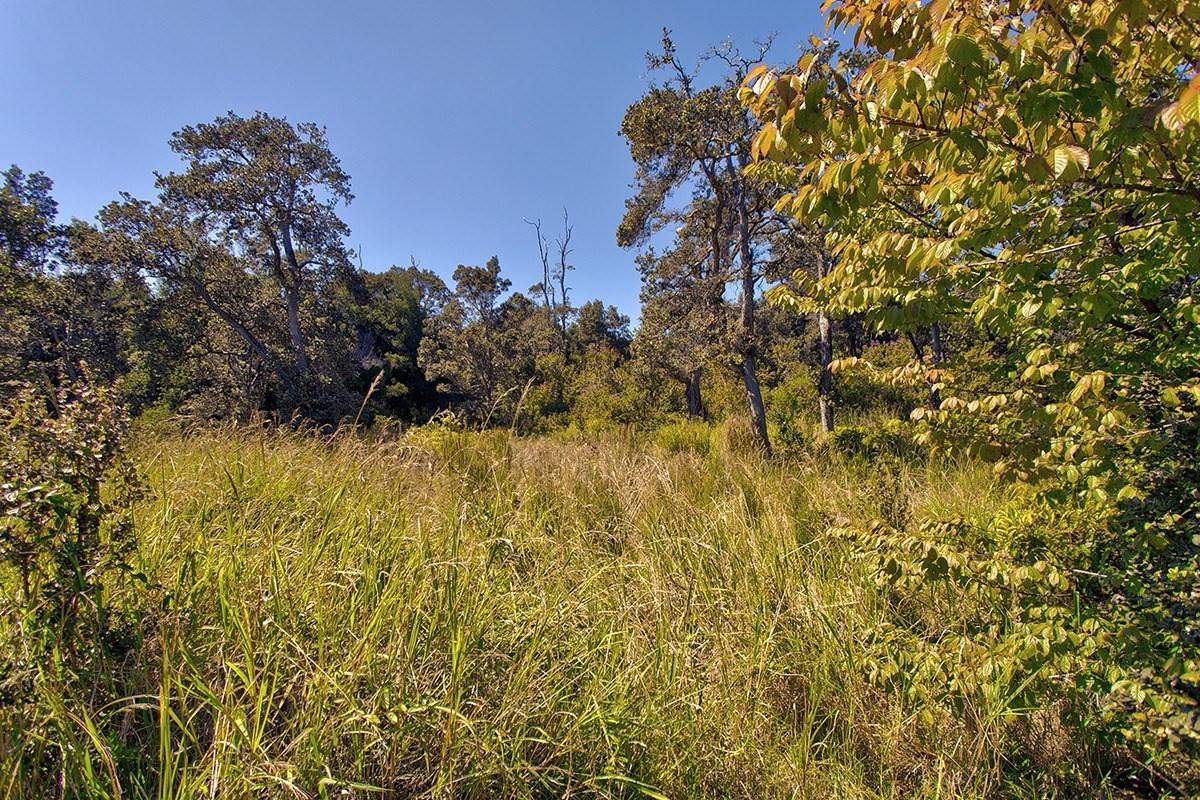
[556, 210, 573, 357]
[817, 311, 835, 433]
[278, 223, 311, 377]
[739, 355, 770, 448]
[928, 322, 945, 409]
[815, 251, 835, 433]
[282, 285, 309, 376]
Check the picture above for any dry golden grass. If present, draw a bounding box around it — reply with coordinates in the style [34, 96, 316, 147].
[4, 422, 1055, 798]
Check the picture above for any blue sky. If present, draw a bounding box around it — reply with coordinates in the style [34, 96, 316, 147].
[2, 1, 827, 318]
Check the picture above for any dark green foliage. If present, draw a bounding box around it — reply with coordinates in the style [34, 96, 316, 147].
[341, 265, 448, 420]
[828, 421, 914, 461]
[1, 165, 63, 388]
[765, 373, 814, 453]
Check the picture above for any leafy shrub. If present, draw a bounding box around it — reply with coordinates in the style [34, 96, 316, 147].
[748, 0, 1200, 783]
[836, 364, 918, 419]
[829, 419, 918, 461]
[766, 372, 816, 454]
[568, 351, 671, 431]
[0, 377, 145, 795]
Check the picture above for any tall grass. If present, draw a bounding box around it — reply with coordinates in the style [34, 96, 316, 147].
[5, 422, 1054, 798]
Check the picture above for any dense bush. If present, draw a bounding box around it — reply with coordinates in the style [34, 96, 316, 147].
[0, 377, 145, 796]
[828, 419, 919, 461]
[765, 371, 816, 453]
[835, 344, 922, 419]
[748, 0, 1200, 780]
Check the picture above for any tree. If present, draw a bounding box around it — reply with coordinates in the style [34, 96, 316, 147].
[79, 197, 296, 402]
[419, 257, 544, 421]
[571, 299, 631, 356]
[159, 111, 356, 403]
[0, 168, 161, 403]
[764, 225, 836, 431]
[449, 256, 510, 324]
[619, 31, 778, 450]
[0, 165, 59, 273]
[346, 263, 448, 420]
[630, 233, 724, 418]
[526, 209, 575, 356]
[747, 0, 1200, 768]
[1, 166, 62, 387]
[78, 112, 362, 417]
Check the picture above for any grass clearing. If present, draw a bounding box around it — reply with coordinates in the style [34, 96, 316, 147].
[5, 422, 1097, 798]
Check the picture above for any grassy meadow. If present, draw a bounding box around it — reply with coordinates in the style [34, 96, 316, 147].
[6, 417, 1115, 799]
[5, 5, 1198, 796]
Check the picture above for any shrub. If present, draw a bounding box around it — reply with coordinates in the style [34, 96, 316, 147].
[836, 364, 918, 419]
[766, 372, 816, 454]
[0, 377, 145, 795]
[829, 419, 918, 461]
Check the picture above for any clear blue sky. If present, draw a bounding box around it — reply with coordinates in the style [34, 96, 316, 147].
[2, 0, 826, 318]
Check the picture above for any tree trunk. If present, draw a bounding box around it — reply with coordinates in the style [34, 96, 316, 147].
[684, 368, 704, 418]
[282, 285, 309, 376]
[846, 313, 864, 357]
[815, 250, 835, 433]
[906, 331, 926, 360]
[817, 310, 835, 433]
[278, 223, 311, 377]
[928, 322, 945, 409]
[739, 356, 771, 453]
[729, 153, 771, 454]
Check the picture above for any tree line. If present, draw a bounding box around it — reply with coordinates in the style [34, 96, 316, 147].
[3, 38, 917, 444]
[1, 117, 630, 428]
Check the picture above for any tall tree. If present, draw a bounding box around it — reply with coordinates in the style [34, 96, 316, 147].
[619, 31, 777, 449]
[345, 263, 449, 419]
[80, 112, 361, 416]
[420, 257, 534, 420]
[766, 225, 836, 431]
[79, 197, 295, 399]
[630, 230, 724, 419]
[159, 111, 355, 399]
[1, 166, 62, 387]
[0, 165, 59, 273]
[571, 299, 631, 356]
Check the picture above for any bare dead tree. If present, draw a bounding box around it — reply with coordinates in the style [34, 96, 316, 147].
[526, 210, 574, 356]
[525, 217, 556, 312]
[553, 208, 574, 346]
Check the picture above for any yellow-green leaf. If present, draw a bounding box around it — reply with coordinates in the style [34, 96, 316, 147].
[1050, 145, 1089, 181]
